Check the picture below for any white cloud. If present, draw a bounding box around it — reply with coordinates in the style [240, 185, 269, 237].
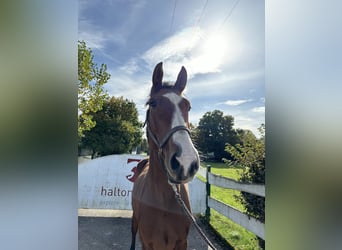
[141, 26, 243, 80]
[234, 115, 264, 138]
[252, 106, 265, 113]
[143, 27, 201, 64]
[78, 19, 127, 50]
[187, 69, 263, 100]
[234, 115, 253, 122]
[78, 32, 106, 50]
[142, 27, 202, 79]
[118, 58, 140, 75]
[223, 99, 253, 106]
[107, 77, 149, 101]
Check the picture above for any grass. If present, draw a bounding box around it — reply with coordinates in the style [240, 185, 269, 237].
[199, 161, 262, 250]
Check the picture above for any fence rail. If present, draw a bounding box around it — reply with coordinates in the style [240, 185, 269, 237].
[208, 172, 265, 197]
[202, 165, 265, 240]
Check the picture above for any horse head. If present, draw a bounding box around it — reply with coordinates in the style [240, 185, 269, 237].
[146, 62, 200, 184]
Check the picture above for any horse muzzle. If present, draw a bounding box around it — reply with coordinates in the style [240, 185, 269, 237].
[166, 152, 199, 184]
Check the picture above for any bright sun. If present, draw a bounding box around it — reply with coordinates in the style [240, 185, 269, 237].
[203, 33, 227, 63]
[194, 29, 240, 72]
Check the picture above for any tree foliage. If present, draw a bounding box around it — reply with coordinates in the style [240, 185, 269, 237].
[78, 40, 110, 138]
[195, 110, 239, 161]
[81, 97, 143, 158]
[224, 124, 265, 248]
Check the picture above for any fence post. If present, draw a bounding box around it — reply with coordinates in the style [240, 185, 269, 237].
[205, 164, 211, 221]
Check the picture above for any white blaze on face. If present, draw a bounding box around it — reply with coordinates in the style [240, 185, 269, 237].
[163, 93, 198, 175]
[163, 93, 185, 128]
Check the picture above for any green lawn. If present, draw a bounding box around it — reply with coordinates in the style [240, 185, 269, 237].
[199, 161, 261, 250]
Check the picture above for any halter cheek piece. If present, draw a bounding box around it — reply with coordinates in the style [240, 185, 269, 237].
[144, 109, 191, 158]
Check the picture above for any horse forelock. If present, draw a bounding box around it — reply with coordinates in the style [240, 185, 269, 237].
[149, 81, 184, 98]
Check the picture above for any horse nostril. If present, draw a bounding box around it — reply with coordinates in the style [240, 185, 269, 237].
[189, 161, 199, 176]
[175, 143, 182, 157]
[171, 153, 181, 171]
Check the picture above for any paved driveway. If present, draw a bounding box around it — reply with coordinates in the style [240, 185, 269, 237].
[78, 209, 230, 250]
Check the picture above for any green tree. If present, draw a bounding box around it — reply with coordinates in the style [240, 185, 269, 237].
[224, 124, 265, 249]
[195, 110, 238, 161]
[136, 138, 148, 155]
[78, 40, 110, 138]
[81, 96, 143, 158]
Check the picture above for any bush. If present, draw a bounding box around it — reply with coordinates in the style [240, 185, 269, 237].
[224, 124, 265, 249]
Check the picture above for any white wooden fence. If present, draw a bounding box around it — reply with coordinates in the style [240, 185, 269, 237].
[198, 165, 265, 240]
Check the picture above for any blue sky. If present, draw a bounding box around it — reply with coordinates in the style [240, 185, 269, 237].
[79, 0, 264, 137]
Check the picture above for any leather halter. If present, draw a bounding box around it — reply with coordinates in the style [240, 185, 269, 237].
[144, 109, 191, 156]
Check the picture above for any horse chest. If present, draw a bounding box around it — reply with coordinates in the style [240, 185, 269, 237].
[137, 204, 190, 249]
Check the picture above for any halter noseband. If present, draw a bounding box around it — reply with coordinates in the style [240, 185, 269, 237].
[144, 109, 191, 156]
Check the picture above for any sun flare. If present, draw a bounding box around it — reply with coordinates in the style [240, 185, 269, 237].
[203, 33, 228, 58]
[192, 29, 240, 73]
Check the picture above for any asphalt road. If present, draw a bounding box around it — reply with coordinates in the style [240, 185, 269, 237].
[78, 209, 230, 250]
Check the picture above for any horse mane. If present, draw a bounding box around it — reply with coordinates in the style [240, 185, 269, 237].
[161, 81, 174, 87]
[146, 81, 181, 104]
[135, 158, 149, 177]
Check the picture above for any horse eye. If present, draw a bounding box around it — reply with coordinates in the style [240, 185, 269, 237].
[149, 100, 157, 108]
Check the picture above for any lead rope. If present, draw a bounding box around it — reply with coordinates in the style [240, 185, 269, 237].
[170, 184, 218, 250]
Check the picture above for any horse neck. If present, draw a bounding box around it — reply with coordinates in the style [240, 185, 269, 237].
[148, 147, 170, 186]
[148, 144, 191, 211]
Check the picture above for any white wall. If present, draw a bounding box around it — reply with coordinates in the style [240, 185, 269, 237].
[78, 154, 206, 213]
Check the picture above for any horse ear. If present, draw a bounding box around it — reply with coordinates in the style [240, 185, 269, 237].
[152, 62, 163, 93]
[174, 66, 187, 94]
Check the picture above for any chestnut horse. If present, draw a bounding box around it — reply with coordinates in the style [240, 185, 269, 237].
[130, 62, 200, 250]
